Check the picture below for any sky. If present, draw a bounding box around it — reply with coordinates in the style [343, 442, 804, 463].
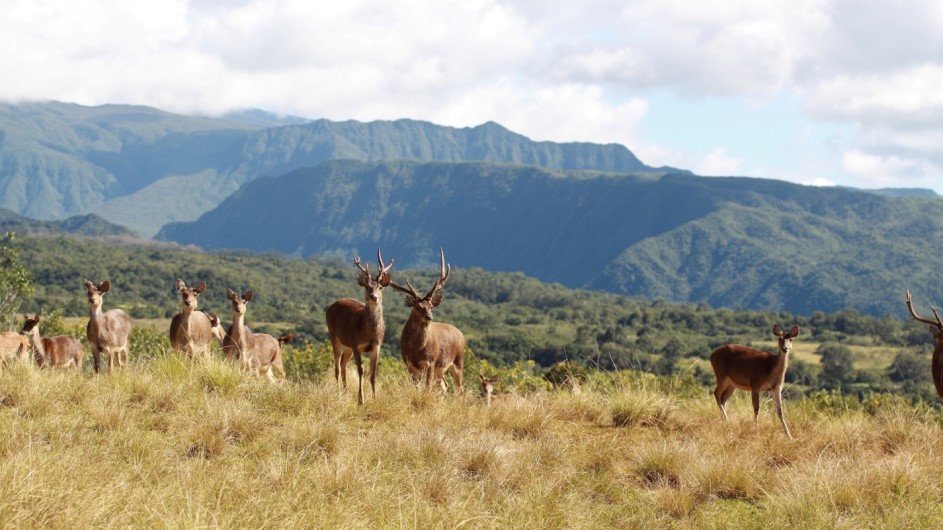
[2, 0, 942, 194]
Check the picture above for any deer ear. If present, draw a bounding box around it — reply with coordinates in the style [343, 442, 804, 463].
[404, 297, 417, 308]
[226, 289, 236, 300]
[175, 279, 186, 292]
[357, 273, 370, 287]
[772, 324, 783, 337]
[243, 290, 253, 301]
[931, 326, 943, 341]
[789, 325, 800, 337]
[379, 273, 391, 287]
[195, 281, 206, 294]
[99, 281, 110, 293]
[84, 279, 93, 289]
[431, 294, 443, 307]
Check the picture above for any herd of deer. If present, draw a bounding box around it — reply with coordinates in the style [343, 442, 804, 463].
[2, 247, 942, 437]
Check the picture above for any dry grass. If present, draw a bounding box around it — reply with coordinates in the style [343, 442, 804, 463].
[0, 358, 941, 528]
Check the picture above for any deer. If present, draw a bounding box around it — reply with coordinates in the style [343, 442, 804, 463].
[222, 289, 285, 382]
[0, 325, 30, 370]
[84, 279, 132, 373]
[325, 249, 395, 405]
[169, 279, 213, 360]
[390, 248, 465, 394]
[709, 324, 800, 438]
[20, 313, 84, 369]
[208, 312, 226, 348]
[478, 374, 525, 406]
[905, 290, 943, 399]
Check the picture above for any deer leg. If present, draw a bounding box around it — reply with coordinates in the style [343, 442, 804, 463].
[450, 364, 464, 395]
[751, 389, 761, 429]
[353, 349, 365, 405]
[713, 381, 733, 421]
[368, 347, 379, 400]
[92, 347, 102, 374]
[771, 387, 792, 439]
[338, 348, 352, 391]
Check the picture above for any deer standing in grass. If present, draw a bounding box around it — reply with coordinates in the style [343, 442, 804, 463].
[325, 249, 395, 405]
[169, 279, 213, 360]
[84, 279, 132, 373]
[709, 324, 800, 438]
[20, 313, 84, 369]
[222, 289, 285, 382]
[390, 248, 465, 393]
[905, 290, 943, 399]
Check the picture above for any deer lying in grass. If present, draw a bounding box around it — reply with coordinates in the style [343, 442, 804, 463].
[905, 290, 943, 399]
[478, 374, 525, 405]
[169, 279, 213, 360]
[325, 249, 394, 405]
[390, 248, 465, 393]
[222, 289, 285, 382]
[20, 313, 84, 369]
[84, 279, 132, 373]
[709, 324, 800, 438]
[0, 327, 30, 370]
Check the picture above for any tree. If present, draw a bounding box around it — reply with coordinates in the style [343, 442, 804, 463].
[817, 342, 855, 391]
[0, 232, 33, 331]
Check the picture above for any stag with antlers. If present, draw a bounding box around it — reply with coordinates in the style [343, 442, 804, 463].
[325, 249, 395, 405]
[905, 290, 943, 399]
[710, 324, 801, 438]
[390, 248, 465, 393]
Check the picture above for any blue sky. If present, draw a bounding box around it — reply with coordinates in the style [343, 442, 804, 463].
[1, 0, 941, 194]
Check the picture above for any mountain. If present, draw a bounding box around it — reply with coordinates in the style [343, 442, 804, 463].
[0, 101, 676, 236]
[157, 160, 943, 317]
[0, 209, 135, 237]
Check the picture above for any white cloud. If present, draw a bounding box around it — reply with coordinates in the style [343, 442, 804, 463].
[695, 148, 742, 176]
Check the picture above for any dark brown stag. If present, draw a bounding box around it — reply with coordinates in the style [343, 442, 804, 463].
[905, 290, 943, 399]
[325, 249, 395, 405]
[390, 248, 465, 393]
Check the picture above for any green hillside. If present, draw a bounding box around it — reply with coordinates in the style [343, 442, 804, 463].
[0, 101, 666, 235]
[156, 160, 943, 317]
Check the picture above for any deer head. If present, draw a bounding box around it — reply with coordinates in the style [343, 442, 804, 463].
[355, 248, 394, 304]
[20, 313, 42, 336]
[226, 289, 253, 316]
[772, 324, 800, 355]
[84, 279, 110, 309]
[390, 248, 451, 322]
[176, 279, 206, 311]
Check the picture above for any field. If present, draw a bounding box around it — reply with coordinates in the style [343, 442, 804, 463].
[1, 353, 941, 529]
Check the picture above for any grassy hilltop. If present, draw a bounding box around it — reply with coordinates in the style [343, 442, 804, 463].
[0, 356, 941, 529]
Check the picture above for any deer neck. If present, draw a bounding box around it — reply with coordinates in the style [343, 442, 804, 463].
[364, 299, 384, 336]
[26, 329, 45, 359]
[403, 313, 431, 351]
[88, 303, 104, 322]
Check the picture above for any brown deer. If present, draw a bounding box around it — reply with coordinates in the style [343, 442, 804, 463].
[169, 279, 213, 360]
[478, 374, 524, 405]
[84, 279, 133, 373]
[709, 324, 800, 438]
[325, 249, 395, 405]
[20, 313, 84, 369]
[905, 290, 943, 399]
[222, 289, 285, 382]
[390, 248, 465, 393]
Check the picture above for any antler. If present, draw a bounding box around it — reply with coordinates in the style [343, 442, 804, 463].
[423, 247, 451, 299]
[377, 248, 394, 276]
[390, 277, 422, 299]
[906, 290, 943, 329]
[353, 256, 370, 276]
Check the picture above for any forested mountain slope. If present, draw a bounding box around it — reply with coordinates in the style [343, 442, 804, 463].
[156, 160, 943, 316]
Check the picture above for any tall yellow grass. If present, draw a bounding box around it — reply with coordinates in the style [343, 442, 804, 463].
[0, 356, 941, 528]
